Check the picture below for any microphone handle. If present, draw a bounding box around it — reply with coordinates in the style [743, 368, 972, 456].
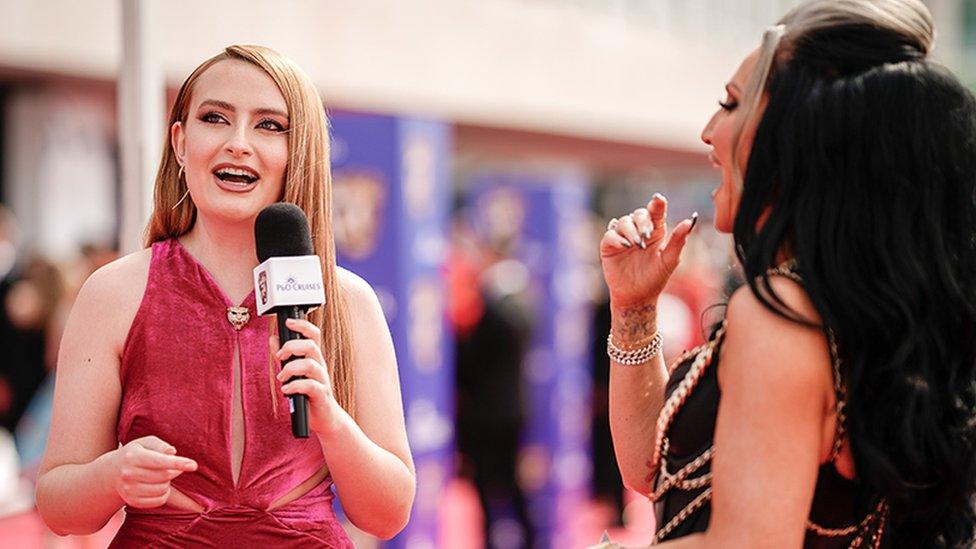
[277, 305, 310, 438]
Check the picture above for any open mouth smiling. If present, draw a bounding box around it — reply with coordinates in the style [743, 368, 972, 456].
[213, 165, 260, 187]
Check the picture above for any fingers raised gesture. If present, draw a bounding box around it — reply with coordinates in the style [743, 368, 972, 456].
[600, 193, 697, 308]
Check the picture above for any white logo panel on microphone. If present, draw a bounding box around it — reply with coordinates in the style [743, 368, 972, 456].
[254, 256, 326, 315]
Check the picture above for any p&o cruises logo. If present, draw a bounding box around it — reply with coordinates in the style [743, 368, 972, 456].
[276, 276, 323, 293]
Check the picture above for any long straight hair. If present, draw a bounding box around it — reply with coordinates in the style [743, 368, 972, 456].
[731, 1, 976, 546]
[143, 45, 356, 415]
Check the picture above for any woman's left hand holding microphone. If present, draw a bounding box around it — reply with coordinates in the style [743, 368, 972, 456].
[274, 318, 343, 437]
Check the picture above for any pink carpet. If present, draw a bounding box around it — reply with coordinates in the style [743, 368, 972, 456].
[1, 479, 652, 548]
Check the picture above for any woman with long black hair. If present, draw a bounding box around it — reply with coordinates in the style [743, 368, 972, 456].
[600, 0, 976, 546]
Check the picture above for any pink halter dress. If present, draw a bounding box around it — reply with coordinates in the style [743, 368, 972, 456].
[110, 238, 352, 547]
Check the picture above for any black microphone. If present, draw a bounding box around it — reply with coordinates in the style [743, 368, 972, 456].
[253, 203, 325, 439]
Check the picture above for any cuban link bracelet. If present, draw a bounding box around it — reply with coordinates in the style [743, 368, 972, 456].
[607, 331, 663, 366]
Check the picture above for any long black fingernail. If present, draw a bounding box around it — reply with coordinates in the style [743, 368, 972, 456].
[690, 212, 699, 231]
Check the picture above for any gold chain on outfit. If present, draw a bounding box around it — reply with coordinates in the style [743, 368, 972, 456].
[649, 262, 888, 547]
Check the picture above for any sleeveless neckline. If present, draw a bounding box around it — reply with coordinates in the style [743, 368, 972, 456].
[171, 238, 257, 310]
[113, 238, 352, 547]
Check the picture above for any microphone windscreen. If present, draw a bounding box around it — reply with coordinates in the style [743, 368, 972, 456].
[255, 203, 314, 262]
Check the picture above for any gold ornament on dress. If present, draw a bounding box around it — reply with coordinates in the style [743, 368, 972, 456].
[652, 439, 713, 500]
[226, 306, 250, 331]
[649, 323, 724, 545]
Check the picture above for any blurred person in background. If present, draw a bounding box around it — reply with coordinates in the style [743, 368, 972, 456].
[0, 207, 17, 283]
[34, 45, 415, 546]
[599, 0, 976, 546]
[589, 294, 624, 527]
[0, 209, 66, 520]
[4, 244, 121, 549]
[449, 221, 535, 549]
[0, 205, 22, 429]
[77, 242, 121, 278]
[2, 256, 65, 434]
[661, 239, 721, 352]
[14, 242, 120, 478]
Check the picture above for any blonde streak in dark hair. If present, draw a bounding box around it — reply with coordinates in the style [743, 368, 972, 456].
[730, 25, 785, 190]
[778, 0, 934, 55]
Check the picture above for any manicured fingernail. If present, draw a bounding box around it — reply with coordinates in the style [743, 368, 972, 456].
[643, 230, 651, 239]
[690, 212, 699, 231]
[622, 240, 632, 248]
[639, 240, 646, 249]
[653, 193, 664, 201]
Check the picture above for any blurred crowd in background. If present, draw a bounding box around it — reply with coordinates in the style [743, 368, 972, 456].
[2, 0, 974, 547]
[0, 180, 736, 547]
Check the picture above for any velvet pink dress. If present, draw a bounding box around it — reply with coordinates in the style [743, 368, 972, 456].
[110, 238, 352, 547]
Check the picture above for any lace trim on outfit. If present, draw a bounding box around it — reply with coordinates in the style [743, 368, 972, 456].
[649, 262, 889, 547]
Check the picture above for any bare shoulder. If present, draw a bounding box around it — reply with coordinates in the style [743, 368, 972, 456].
[70, 247, 153, 354]
[720, 277, 833, 398]
[41, 248, 154, 478]
[80, 248, 151, 307]
[335, 267, 395, 356]
[336, 267, 383, 314]
[730, 275, 821, 325]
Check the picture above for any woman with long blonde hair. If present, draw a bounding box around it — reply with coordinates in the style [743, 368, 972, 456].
[35, 45, 415, 546]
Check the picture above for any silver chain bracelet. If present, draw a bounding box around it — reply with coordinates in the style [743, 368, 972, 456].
[607, 331, 663, 366]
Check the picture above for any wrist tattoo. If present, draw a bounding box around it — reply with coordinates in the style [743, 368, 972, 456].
[611, 302, 658, 347]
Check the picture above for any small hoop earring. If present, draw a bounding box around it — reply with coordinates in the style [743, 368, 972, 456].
[172, 164, 190, 210]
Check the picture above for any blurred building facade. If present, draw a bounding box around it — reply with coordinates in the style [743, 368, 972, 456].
[0, 0, 821, 258]
[2, 0, 964, 259]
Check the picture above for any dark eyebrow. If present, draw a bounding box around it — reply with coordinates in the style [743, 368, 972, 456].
[198, 99, 288, 120]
